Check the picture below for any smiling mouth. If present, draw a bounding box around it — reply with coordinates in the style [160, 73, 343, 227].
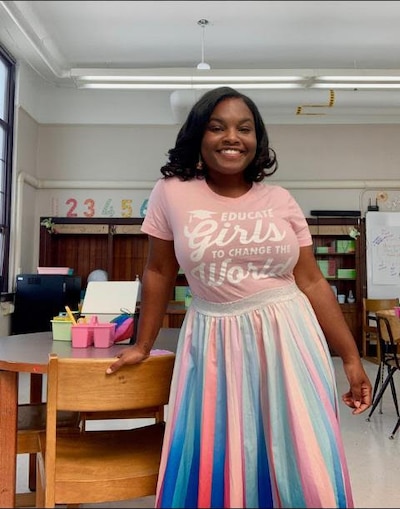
[219, 149, 243, 155]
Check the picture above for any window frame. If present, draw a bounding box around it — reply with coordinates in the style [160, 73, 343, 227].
[0, 44, 16, 293]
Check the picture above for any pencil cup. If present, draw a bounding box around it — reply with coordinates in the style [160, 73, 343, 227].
[93, 323, 116, 348]
[71, 324, 94, 348]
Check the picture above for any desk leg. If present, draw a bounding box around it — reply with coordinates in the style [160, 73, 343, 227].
[29, 374, 43, 491]
[0, 370, 18, 508]
[30, 373, 43, 403]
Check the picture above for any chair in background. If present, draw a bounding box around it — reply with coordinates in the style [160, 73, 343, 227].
[366, 310, 400, 439]
[16, 402, 81, 507]
[362, 298, 399, 407]
[36, 352, 175, 508]
[362, 298, 399, 363]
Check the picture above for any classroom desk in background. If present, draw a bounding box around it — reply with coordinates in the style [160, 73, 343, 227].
[0, 328, 180, 508]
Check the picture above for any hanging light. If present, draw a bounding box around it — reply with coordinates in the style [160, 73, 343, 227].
[197, 19, 211, 70]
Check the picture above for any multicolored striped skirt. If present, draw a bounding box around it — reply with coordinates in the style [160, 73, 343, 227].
[155, 284, 353, 508]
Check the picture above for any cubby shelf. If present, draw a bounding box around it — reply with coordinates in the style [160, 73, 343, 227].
[307, 217, 365, 351]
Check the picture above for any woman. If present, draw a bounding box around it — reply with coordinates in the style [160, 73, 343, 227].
[107, 87, 371, 508]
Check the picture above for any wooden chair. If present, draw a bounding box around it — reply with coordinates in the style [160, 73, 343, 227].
[16, 401, 81, 507]
[36, 352, 175, 508]
[366, 310, 400, 439]
[362, 298, 399, 363]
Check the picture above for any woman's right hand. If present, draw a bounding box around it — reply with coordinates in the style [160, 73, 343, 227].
[106, 344, 150, 374]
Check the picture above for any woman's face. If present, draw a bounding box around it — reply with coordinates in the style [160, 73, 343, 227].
[200, 97, 257, 178]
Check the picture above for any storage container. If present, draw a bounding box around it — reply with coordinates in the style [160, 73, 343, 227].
[337, 268, 356, 279]
[71, 316, 116, 348]
[336, 240, 356, 254]
[93, 323, 117, 348]
[317, 259, 336, 278]
[71, 324, 94, 348]
[37, 267, 74, 275]
[51, 319, 73, 341]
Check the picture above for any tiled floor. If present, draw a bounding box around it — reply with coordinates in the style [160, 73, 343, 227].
[17, 357, 400, 508]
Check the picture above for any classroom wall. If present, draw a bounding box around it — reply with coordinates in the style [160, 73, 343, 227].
[10, 63, 400, 290]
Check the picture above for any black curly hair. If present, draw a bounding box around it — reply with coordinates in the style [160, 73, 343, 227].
[160, 86, 278, 182]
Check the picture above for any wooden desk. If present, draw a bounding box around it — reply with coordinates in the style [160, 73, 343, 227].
[0, 328, 180, 508]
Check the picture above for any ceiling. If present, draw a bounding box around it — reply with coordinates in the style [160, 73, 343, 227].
[2, 0, 400, 123]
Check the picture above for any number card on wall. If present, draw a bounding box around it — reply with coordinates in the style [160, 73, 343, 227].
[39, 189, 151, 218]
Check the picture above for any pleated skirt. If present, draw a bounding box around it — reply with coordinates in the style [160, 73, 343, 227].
[155, 283, 353, 508]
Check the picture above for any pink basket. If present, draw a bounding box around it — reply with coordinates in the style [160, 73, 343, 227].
[71, 324, 94, 348]
[71, 316, 116, 348]
[93, 323, 116, 348]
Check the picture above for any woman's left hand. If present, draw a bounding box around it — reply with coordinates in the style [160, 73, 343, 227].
[341, 361, 372, 414]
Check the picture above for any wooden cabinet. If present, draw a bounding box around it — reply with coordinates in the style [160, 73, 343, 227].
[39, 217, 147, 289]
[307, 217, 365, 352]
[39, 217, 185, 316]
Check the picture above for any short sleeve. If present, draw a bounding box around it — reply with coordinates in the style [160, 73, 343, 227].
[286, 191, 313, 247]
[141, 179, 174, 241]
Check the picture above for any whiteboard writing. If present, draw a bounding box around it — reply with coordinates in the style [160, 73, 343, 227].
[370, 226, 400, 284]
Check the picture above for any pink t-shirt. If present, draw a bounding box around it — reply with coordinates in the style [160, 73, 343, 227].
[142, 178, 312, 303]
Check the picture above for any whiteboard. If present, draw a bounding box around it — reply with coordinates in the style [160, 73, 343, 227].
[366, 211, 400, 298]
[81, 281, 139, 322]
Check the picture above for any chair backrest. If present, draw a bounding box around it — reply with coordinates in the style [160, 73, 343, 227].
[47, 352, 175, 414]
[376, 310, 400, 344]
[376, 310, 400, 371]
[363, 298, 399, 333]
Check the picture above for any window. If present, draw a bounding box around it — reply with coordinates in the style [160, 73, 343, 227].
[0, 44, 15, 293]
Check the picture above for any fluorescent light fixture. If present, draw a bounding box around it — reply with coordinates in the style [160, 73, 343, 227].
[317, 75, 400, 81]
[314, 83, 400, 89]
[79, 82, 302, 90]
[70, 68, 307, 90]
[314, 73, 400, 89]
[70, 68, 400, 91]
[75, 75, 303, 83]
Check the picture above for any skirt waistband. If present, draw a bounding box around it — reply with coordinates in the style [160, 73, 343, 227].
[191, 283, 301, 316]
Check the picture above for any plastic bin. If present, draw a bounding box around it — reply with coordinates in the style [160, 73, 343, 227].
[71, 315, 116, 348]
[51, 320, 73, 341]
[71, 324, 94, 348]
[93, 323, 116, 348]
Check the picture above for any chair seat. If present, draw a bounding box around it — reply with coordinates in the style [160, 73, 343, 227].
[18, 403, 80, 431]
[18, 403, 80, 455]
[80, 406, 162, 423]
[38, 422, 165, 505]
